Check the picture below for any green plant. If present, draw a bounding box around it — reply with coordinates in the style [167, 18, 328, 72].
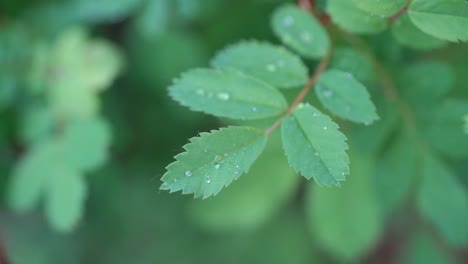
[1, 0, 468, 263]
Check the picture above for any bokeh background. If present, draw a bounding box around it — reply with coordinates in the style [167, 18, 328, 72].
[1, 0, 468, 263]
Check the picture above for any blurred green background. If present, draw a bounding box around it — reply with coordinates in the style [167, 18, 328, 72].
[1, 0, 467, 263]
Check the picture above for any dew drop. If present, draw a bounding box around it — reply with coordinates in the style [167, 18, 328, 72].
[224, 153, 229, 157]
[174, 178, 180, 183]
[300, 31, 312, 42]
[266, 64, 277, 72]
[185, 171, 192, 177]
[206, 176, 212, 184]
[313, 112, 319, 117]
[252, 107, 257, 112]
[214, 163, 221, 170]
[323, 126, 327, 130]
[217, 92, 230, 100]
[161, 182, 169, 189]
[314, 152, 320, 156]
[277, 60, 285, 68]
[345, 72, 353, 78]
[323, 90, 333, 97]
[283, 16, 294, 26]
[196, 89, 205, 95]
[235, 165, 240, 169]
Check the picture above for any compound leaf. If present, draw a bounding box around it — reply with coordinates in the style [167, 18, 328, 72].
[417, 153, 468, 246]
[281, 104, 349, 186]
[161, 126, 267, 198]
[327, 0, 388, 34]
[315, 69, 379, 124]
[271, 4, 329, 59]
[408, 0, 468, 42]
[329, 47, 376, 85]
[169, 68, 288, 120]
[211, 41, 308, 89]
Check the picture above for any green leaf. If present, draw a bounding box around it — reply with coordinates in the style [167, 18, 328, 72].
[161, 126, 267, 198]
[400, 232, 458, 264]
[408, 0, 468, 42]
[134, 0, 170, 37]
[61, 118, 112, 172]
[327, 0, 388, 34]
[315, 69, 379, 124]
[307, 152, 383, 260]
[329, 47, 376, 85]
[169, 68, 288, 120]
[211, 41, 308, 89]
[352, 0, 407, 17]
[397, 62, 454, 109]
[417, 153, 468, 246]
[271, 4, 330, 59]
[374, 133, 416, 215]
[423, 99, 468, 158]
[392, 14, 447, 50]
[188, 136, 298, 231]
[44, 167, 87, 232]
[281, 104, 349, 186]
[464, 114, 468, 134]
[7, 142, 58, 212]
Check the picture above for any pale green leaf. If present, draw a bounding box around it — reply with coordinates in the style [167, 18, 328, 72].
[423, 99, 468, 158]
[211, 41, 308, 89]
[61, 118, 112, 172]
[161, 126, 267, 198]
[329, 47, 376, 85]
[417, 153, 468, 246]
[408, 0, 468, 42]
[315, 69, 379, 124]
[169, 68, 288, 120]
[374, 134, 416, 215]
[20, 105, 55, 144]
[392, 14, 447, 50]
[188, 136, 298, 231]
[281, 104, 349, 186]
[307, 152, 383, 260]
[397, 62, 454, 109]
[271, 4, 330, 59]
[352, 0, 407, 17]
[7, 142, 58, 212]
[327, 0, 388, 34]
[44, 167, 87, 232]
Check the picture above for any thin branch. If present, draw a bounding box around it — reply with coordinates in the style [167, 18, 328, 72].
[264, 50, 332, 135]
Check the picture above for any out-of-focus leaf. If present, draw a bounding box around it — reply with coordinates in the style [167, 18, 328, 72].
[61, 118, 112, 172]
[271, 4, 330, 59]
[169, 68, 287, 120]
[423, 99, 468, 158]
[315, 69, 379, 124]
[44, 166, 87, 232]
[329, 47, 376, 85]
[134, 0, 170, 37]
[327, 0, 388, 34]
[408, 0, 468, 42]
[211, 41, 308, 89]
[352, 0, 407, 17]
[281, 104, 349, 186]
[400, 231, 458, 264]
[20, 105, 55, 144]
[161, 126, 267, 198]
[392, 14, 447, 50]
[307, 151, 383, 261]
[189, 135, 298, 231]
[417, 153, 468, 246]
[374, 133, 416, 215]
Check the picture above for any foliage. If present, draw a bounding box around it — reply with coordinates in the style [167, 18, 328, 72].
[1, 0, 468, 263]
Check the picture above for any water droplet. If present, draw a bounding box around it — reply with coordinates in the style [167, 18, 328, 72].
[214, 163, 221, 170]
[234, 171, 239, 175]
[196, 89, 205, 95]
[345, 72, 353, 78]
[206, 176, 212, 184]
[277, 60, 285, 68]
[323, 90, 333, 97]
[203, 149, 208, 153]
[313, 112, 319, 117]
[305, 102, 311, 107]
[266, 64, 277, 72]
[235, 165, 240, 169]
[300, 31, 312, 42]
[252, 107, 257, 112]
[161, 182, 169, 189]
[224, 153, 229, 157]
[217, 92, 230, 100]
[323, 126, 327, 130]
[185, 171, 192, 177]
[283, 16, 294, 26]
[314, 152, 320, 156]
[174, 178, 180, 183]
